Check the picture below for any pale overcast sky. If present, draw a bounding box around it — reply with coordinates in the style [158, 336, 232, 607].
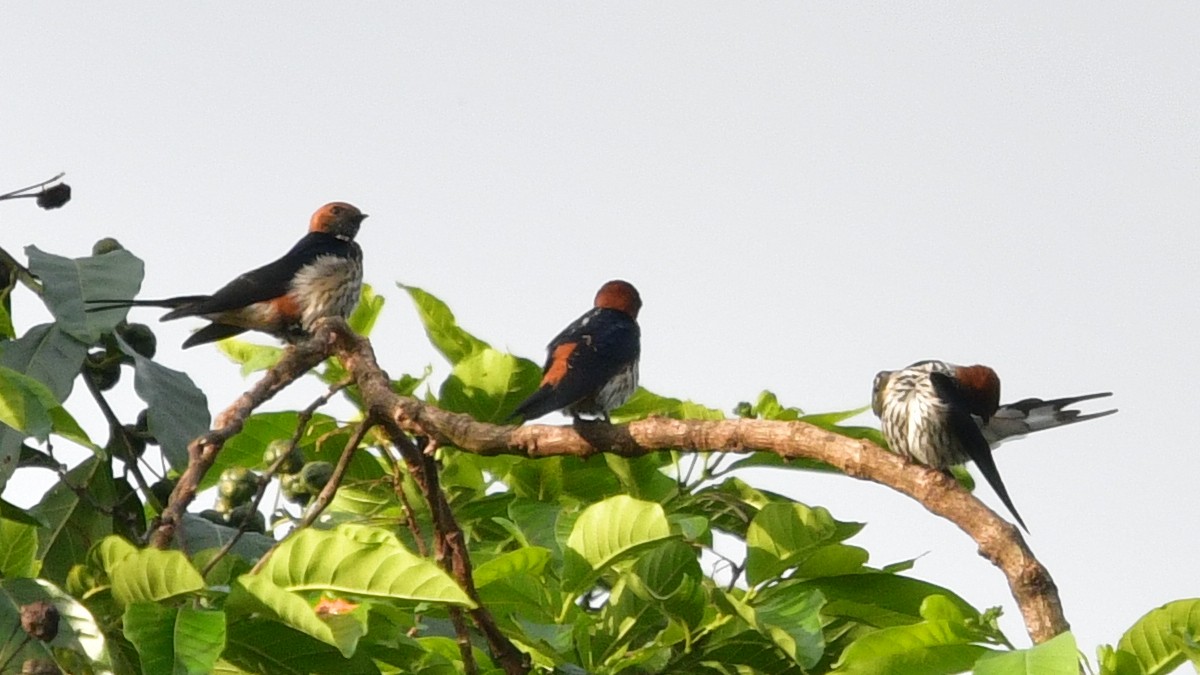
[3, 3, 1197, 653]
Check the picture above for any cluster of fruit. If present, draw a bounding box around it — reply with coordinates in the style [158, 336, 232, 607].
[199, 440, 335, 533]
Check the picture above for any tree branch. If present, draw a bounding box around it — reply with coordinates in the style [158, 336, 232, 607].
[150, 337, 329, 549]
[321, 319, 1068, 644]
[155, 316, 1068, 663]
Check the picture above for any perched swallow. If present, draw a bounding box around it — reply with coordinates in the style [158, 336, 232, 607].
[871, 360, 1116, 530]
[89, 202, 366, 348]
[509, 280, 642, 423]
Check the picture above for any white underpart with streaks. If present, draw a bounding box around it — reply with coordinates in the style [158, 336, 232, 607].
[290, 252, 363, 331]
[567, 361, 639, 417]
[878, 360, 968, 468]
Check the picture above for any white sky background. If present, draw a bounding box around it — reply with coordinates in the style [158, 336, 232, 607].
[3, 2, 1198, 654]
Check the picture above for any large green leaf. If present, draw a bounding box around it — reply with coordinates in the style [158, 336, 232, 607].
[439, 347, 542, 423]
[627, 539, 706, 628]
[752, 585, 827, 669]
[0, 365, 90, 452]
[563, 495, 674, 594]
[0, 324, 87, 401]
[975, 632, 1078, 675]
[255, 527, 474, 607]
[745, 502, 860, 585]
[401, 284, 488, 365]
[0, 364, 58, 439]
[0, 577, 112, 672]
[26, 245, 144, 344]
[222, 618, 381, 674]
[781, 574, 980, 628]
[30, 456, 116, 584]
[124, 603, 226, 675]
[94, 537, 205, 605]
[1102, 599, 1200, 675]
[0, 324, 90, 490]
[474, 547, 553, 588]
[833, 596, 995, 674]
[117, 336, 210, 470]
[179, 514, 275, 562]
[0, 517, 40, 577]
[229, 574, 367, 657]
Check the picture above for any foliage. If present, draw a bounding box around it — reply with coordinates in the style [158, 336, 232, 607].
[0, 236, 1186, 674]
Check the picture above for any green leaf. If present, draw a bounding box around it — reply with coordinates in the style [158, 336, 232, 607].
[0, 517, 40, 577]
[438, 347, 542, 423]
[222, 617, 381, 674]
[833, 609, 993, 675]
[0, 295, 13, 341]
[180, 514, 275, 562]
[0, 324, 89, 490]
[975, 632, 1078, 675]
[563, 495, 674, 594]
[347, 283, 384, 336]
[745, 502, 856, 585]
[628, 540, 706, 628]
[217, 338, 284, 376]
[26, 245, 144, 343]
[783, 574, 980, 628]
[30, 456, 115, 584]
[801, 405, 872, 428]
[0, 323, 88, 402]
[1106, 598, 1200, 675]
[401, 284, 488, 365]
[611, 387, 725, 423]
[124, 603, 227, 675]
[474, 547, 552, 588]
[229, 574, 366, 657]
[752, 585, 827, 669]
[0, 498, 47, 528]
[97, 537, 206, 605]
[0, 363, 58, 439]
[255, 527, 475, 607]
[746, 390, 803, 421]
[117, 336, 210, 470]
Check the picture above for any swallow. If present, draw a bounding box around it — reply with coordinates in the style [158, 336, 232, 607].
[509, 280, 642, 423]
[871, 360, 1116, 531]
[88, 202, 366, 348]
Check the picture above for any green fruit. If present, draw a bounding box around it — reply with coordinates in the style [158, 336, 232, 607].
[226, 503, 266, 533]
[91, 237, 123, 256]
[199, 509, 228, 524]
[118, 322, 157, 359]
[263, 439, 304, 474]
[85, 352, 121, 391]
[218, 467, 258, 505]
[279, 472, 311, 505]
[299, 461, 335, 494]
[105, 425, 145, 464]
[148, 478, 175, 510]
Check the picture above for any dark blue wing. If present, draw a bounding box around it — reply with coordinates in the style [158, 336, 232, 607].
[168, 232, 358, 318]
[930, 371, 1029, 532]
[511, 308, 640, 421]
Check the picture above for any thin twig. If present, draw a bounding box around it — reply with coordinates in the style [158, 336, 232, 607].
[298, 422, 372, 529]
[0, 172, 65, 200]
